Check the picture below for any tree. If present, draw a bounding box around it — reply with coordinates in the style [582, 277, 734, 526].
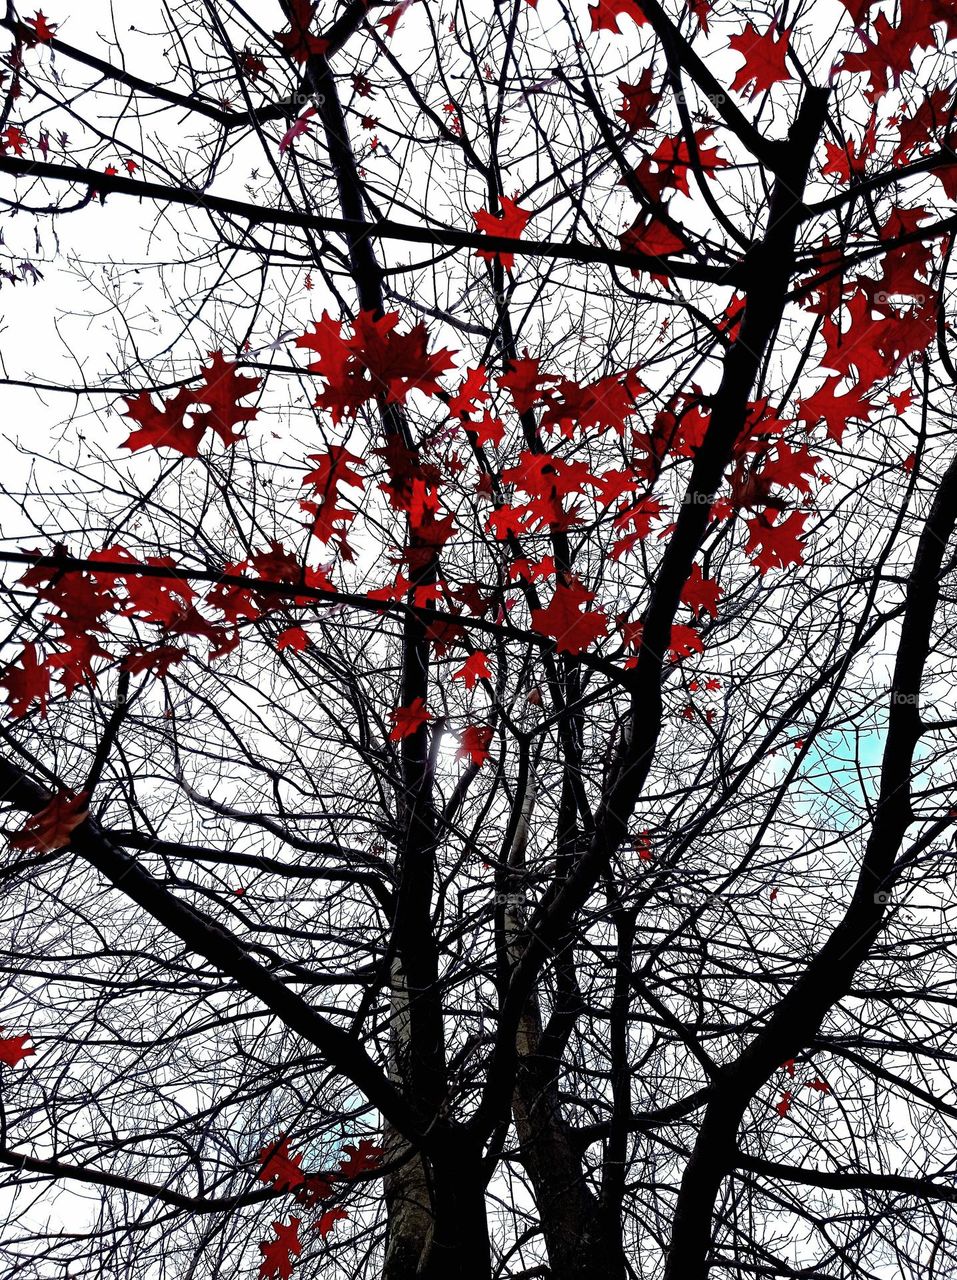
[2, 1, 957, 1277]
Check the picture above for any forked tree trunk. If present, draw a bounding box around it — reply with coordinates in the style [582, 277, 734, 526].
[506, 777, 627, 1280]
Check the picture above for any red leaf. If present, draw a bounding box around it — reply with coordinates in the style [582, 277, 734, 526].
[378, 0, 415, 38]
[806, 1078, 831, 1093]
[1, 126, 28, 156]
[302, 448, 365, 498]
[447, 366, 490, 419]
[619, 211, 688, 259]
[453, 650, 491, 690]
[0, 643, 51, 719]
[687, 0, 709, 31]
[797, 377, 873, 442]
[681, 564, 722, 620]
[728, 23, 791, 98]
[25, 11, 58, 42]
[189, 351, 261, 447]
[780, 1059, 796, 1077]
[0, 1030, 34, 1067]
[389, 697, 432, 741]
[315, 1207, 348, 1238]
[530, 579, 608, 654]
[617, 70, 657, 133]
[258, 1137, 306, 1194]
[497, 352, 553, 414]
[121, 387, 205, 456]
[464, 411, 505, 448]
[120, 645, 186, 677]
[279, 107, 318, 153]
[668, 624, 704, 662]
[9, 789, 89, 852]
[473, 196, 533, 271]
[274, 0, 328, 62]
[259, 1218, 302, 1280]
[745, 510, 808, 574]
[589, 0, 647, 34]
[457, 724, 494, 767]
[337, 1138, 384, 1179]
[775, 1090, 793, 1118]
[276, 627, 309, 652]
[837, 5, 937, 102]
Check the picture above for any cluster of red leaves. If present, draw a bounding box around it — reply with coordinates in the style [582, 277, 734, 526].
[256, 1136, 382, 1278]
[122, 352, 261, 455]
[296, 310, 456, 423]
[837, 0, 957, 102]
[775, 1059, 832, 1118]
[0, 539, 333, 719]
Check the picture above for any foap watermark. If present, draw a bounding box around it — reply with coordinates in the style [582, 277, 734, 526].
[495, 891, 528, 908]
[675, 89, 727, 108]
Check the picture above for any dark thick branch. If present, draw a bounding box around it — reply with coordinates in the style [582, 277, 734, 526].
[736, 1153, 957, 1202]
[0, 157, 739, 284]
[0, 755, 429, 1145]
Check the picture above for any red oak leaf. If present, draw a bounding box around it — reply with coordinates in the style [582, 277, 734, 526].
[619, 211, 688, 259]
[9, 789, 89, 852]
[643, 130, 728, 198]
[389, 697, 432, 741]
[464, 411, 505, 448]
[302, 448, 365, 498]
[617, 70, 657, 133]
[447, 366, 490, 419]
[120, 645, 185, 677]
[668, 624, 704, 661]
[274, 0, 327, 62]
[342, 311, 457, 408]
[745, 510, 808, 574]
[473, 196, 533, 271]
[761, 442, 820, 495]
[378, 0, 415, 38]
[454, 650, 491, 689]
[257, 1136, 306, 1194]
[797, 377, 873, 442]
[775, 1090, 793, 1118]
[589, 0, 647, 34]
[337, 1138, 384, 1179]
[315, 1207, 348, 1238]
[279, 107, 317, 153]
[26, 11, 58, 42]
[259, 1218, 302, 1280]
[807, 1078, 831, 1093]
[837, 4, 939, 102]
[1, 125, 27, 155]
[530, 579, 608, 654]
[497, 352, 553, 414]
[276, 627, 309, 652]
[121, 386, 205, 456]
[457, 724, 494, 766]
[681, 564, 722, 619]
[0, 643, 50, 719]
[729, 24, 791, 98]
[687, 0, 709, 30]
[0, 1030, 34, 1066]
[189, 351, 261, 447]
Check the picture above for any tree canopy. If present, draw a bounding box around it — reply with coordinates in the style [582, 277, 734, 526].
[2, 2, 957, 1278]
